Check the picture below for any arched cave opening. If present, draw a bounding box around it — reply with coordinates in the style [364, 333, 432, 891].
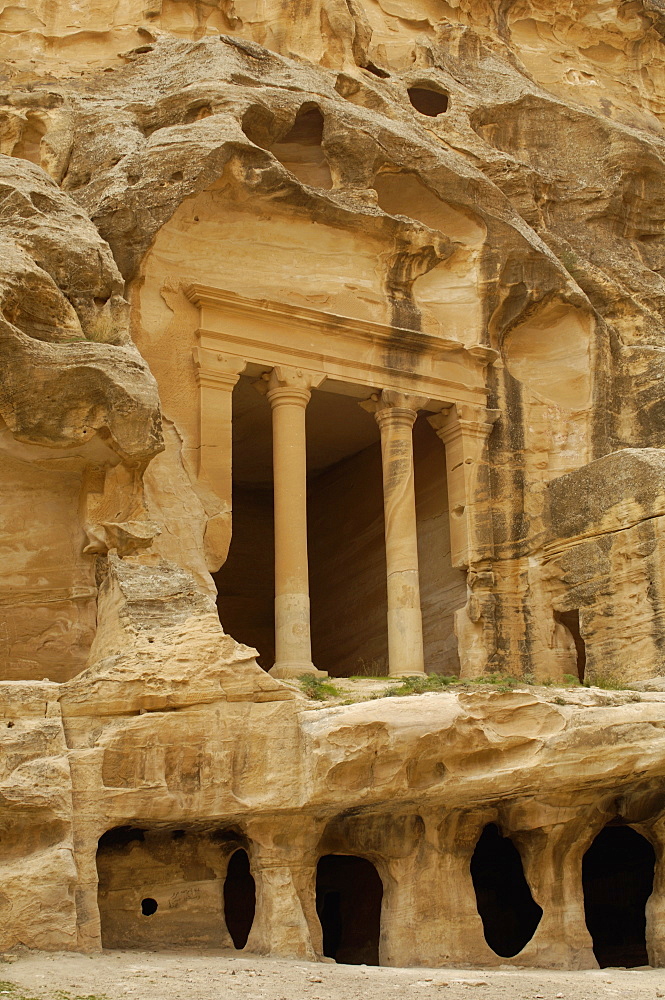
[12, 114, 46, 165]
[241, 103, 332, 188]
[97, 827, 235, 949]
[407, 86, 449, 117]
[582, 824, 655, 968]
[470, 823, 543, 958]
[316, 854, 383, 965]
[223, 848, 256, 950]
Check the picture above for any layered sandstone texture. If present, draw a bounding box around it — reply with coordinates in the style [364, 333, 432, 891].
[2, 0, 665, 973]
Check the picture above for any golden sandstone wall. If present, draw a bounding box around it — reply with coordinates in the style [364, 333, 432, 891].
[3, 0, 665, 972]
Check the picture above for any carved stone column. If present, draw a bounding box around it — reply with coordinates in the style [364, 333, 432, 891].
[428, 403, 500, 677]
[427, 402, 500, 570]
[192, 348, 246, 569]
[365, 390, 428, 677]
[266, 366, 325, 679]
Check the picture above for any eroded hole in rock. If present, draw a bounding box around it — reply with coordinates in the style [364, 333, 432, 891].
[141, 897, 158, 916]
[223, 848, 256, 949]
[554, 609, 586, 682]
[316, 854, 383, 965]
[363, 62, 390, 79]
[12, 115, 46, 165]
[184, 103, 212, 123]
[470, 824, 543, 958]
[407, 86, 449, 117]
[583, 824, 655, 968]
[269, 105, 332, 189]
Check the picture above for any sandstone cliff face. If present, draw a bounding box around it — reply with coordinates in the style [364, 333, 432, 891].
[2, 0, 665, 973]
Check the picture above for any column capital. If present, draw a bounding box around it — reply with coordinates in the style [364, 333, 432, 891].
[256, 366, 325, 408]
[428, 402, 499, 571]
[428, 402, 500, 445]
[361, 389, 429, 429]
[192, 347, 246, 390]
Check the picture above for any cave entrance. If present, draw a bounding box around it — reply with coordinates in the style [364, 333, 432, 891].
[582, 824, 655, 968]
[315, 854, 383, 965]
[223, 848, 256, 949]
[554, 609, 586, 682]
[97, 827, 253, 950]
[470, 823, 543, 958]
[213, 376, 464, 677]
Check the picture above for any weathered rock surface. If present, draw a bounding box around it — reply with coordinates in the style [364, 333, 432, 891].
[2, 0, 665, 974]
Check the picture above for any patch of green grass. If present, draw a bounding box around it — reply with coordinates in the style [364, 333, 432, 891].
[83, 314, 127, 345]
[299, 675, 341, 700]
[560, 247, 580, 276]
[382, 674, 458, 697]
[563, 673, 582, 687]
[471, 673, 521, 691]
[585, 675, 627, 690]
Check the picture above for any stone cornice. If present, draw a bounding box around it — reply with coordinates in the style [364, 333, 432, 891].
[185, 284, 499, 368]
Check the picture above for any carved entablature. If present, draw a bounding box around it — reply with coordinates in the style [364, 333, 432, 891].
[186, 284, 497, 408]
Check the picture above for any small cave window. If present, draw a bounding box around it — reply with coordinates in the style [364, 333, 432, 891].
[316, 854, 383, 965]
[470, 824, 543, 958]
[583, 824, 655, 968]
[223, 849, 256, 950]
[407, 86, 449, 117]
[11, 115, 46, 165]
[555, 609, 586, 682]
[184, 103, 212, 123]
[269, 105, 332, 189]
[141, 897, 158, 916]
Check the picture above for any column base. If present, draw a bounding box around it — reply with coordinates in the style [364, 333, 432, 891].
[389, 670, 427, 678]
[270, 663, 328, 680]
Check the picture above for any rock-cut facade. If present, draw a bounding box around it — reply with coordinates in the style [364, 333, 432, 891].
[2, 0, 665, 972]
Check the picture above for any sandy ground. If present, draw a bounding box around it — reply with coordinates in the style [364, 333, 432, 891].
[1, 951, 664, 1000]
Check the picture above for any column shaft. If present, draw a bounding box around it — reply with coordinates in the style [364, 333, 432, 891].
[374, 391, 427, 677]
[266, 368, 324, 679]
[192, 348, 246, 570]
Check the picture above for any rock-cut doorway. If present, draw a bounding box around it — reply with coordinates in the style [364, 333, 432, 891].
[315, 854, 383, 965]
[582, 824, 655, 968]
